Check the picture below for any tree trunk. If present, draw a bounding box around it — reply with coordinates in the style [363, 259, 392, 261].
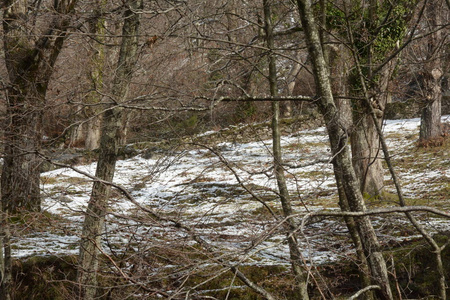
[0, 209, 12, 300]
[77, 1, 142, 299]
[281, 52, 302, 118]
[1, 98, 43, 212]
[1, 0, 75, 212]
[351, 107, 385, 197]
[1, 2, 77, 299]
[84, 1, 106, 150]
[69, 0, 106, 150]
[349, 0, 393, 198]
[419, 0, 443, 142]
[351, 59, 394, 197]
[295, 0, 393, 299]
[85, 117, 102, 150]
[329, 43, 374, 300]
[420, 92, 442, 140]
[335, 175, 374, 300]
[263, 1, 310, 298]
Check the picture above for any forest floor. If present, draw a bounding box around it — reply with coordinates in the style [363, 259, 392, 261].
[9, 115, 450, 298]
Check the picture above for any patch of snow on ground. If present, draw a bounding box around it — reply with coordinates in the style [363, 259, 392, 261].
[12, 116, 449, 265]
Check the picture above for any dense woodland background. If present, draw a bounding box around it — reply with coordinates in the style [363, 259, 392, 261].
[0, 0, 449, 299]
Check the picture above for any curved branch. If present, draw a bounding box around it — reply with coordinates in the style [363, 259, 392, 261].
[348, 285, 381, 300]
[300, 206, 450, 233]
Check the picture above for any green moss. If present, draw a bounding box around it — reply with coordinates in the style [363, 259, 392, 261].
[183, 265, 292, 300]
[12, 255, 78, 300]
[388, 233, 450, 299]
[8, 211, 64, 227]
[235, 101, 257, 122]
[40, 176, 59, 185]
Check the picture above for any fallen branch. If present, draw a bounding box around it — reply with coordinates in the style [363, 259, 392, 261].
[348, 285, 380, 300]
[300, 206, 450, 233]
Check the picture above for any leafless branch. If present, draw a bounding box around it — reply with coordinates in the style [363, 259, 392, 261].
[348, 285, 381, 300]
[40, 155, 278, 300]
[300, 206, 450, 233]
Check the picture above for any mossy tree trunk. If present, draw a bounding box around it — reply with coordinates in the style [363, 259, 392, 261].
[346, 0, 415, 198]
[328, 40, 374, 300]
[1, 1, 77, 299]
[84, 0, 107, 150]
[69, 0, 106, 150]
[263, 1, 310, 299]
[350, 101, 385, 197]
[295, 0, 393, 298]
[77, 1, 142, 299]
[349, 0, 388, 198]
[1, 0, 77, 213]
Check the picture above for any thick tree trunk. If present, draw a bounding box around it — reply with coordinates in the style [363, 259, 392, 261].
[84, 2, 106, 150]
[263, 2, 309, 298]
[1, 0, 77, 212]
[1, 96, 43, 212]
[351, 64, 393, 197]
[351, 60, 393, 198]
[1, 2, 77, 299]
[419, 0, 443, 142]
[419, 70, 442, 141]
[348, 0, 397, 198]
[85, 117, 102, 150]
[351, 107, 384, 197]
[77, 1, 142, 299]
[295, 0, 393, 299]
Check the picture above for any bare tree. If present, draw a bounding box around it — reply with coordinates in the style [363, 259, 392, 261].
[1, 1, 78, 299]
[1, 0, 78, 212]
[77, 1, 143, 298]
[343, 0, 416, 197]
[74, 0, 107, 150]
[418, 0, 446, 143]
[263, 1, 309, 298]
[294, 0, 394, 298]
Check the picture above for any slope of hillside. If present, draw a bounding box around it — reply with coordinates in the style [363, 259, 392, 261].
[8, 116, 449, 298]
[12, 116, 445, 258]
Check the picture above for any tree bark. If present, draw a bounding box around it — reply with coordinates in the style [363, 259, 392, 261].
[351, 103, 385, 197]
[69, 0, 106, 150]
[335, 174, 374, 300]
[263, 1, 309, 299]
[281, 52, 302, 118]
[0, 209, 11, 300]
[77, 1, 142, 299]
[295, 0, 393, 299]
[85, 117, 102, 150]
[84, 1, 106, 150]
[0, 2, 77, 299]
[328, 41, 374, 300]
[1, 0, 76, 212]
[420, 88, 442, 141]
[349, 0, 393, 198]
[419, 0, 443, 142]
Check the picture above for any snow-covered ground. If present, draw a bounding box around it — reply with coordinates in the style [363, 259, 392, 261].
[12, 116, 450, 267]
